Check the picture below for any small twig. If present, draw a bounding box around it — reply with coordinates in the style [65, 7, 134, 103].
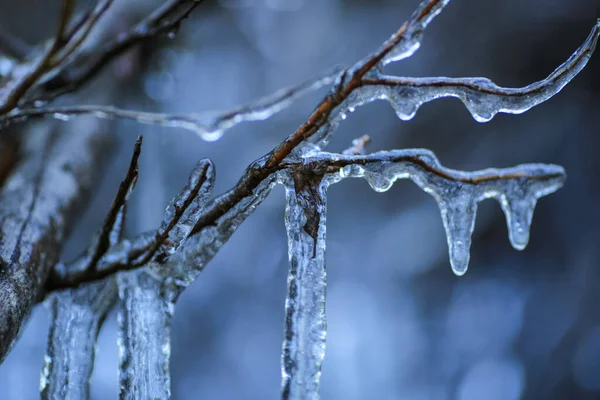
[33, 0, 205, 102]
[0, 0, 75, 113]
[87, 136, 142, 272]
[3, 66, 342, 139]
[130, 160, 212, 267]
[47, 157, 214, 290]
[49, 0, 116, 68]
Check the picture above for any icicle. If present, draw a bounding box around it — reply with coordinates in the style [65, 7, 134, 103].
[279, 170, 328, 400]
[495, 166, 564, 251]
[117, 268, 174, 400]
[436, 189, 477, 276]
[40, 278, 116, 400]
[301, 149, 565, 275]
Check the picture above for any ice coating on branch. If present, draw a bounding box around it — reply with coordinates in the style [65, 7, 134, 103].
[380, 0, 449, 65]
[157, 159, 215, 257]
[310, 21, 600, 149]
[117, 268, 174, 400]
[6, 66, 342, 141]
[40, 278, 116, 400]
[279, 171, 328, 400]
[116, 174, 275, 400]
[168, 176, 276, 289]
[307, 149, 565, 275]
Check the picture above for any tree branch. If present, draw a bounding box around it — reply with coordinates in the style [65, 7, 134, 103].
[32, 0, 205, 103]
[0, 121, 113, 362]
[2, 66, 343, 140]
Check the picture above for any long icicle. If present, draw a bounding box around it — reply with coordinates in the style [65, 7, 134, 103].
[280, 169, 329, 400]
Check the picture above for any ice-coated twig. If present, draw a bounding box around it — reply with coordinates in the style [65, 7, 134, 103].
[49, 0, 116, 68]
[88, 136, 141, 272]
[47, 159, 215, 290]
[131, 158, 215, 266]
[365, 20, 600, 122]
[287, 149, 565, 275]
[310, 20, 600, 148]
[4, 66, 343, 141]
[279, 169, 328, 400]
[0, 0, 74, 113]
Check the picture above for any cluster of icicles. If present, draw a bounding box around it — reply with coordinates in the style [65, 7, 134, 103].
[38, 0, 599, 398]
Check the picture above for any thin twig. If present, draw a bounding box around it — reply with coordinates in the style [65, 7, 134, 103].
[3, 66, 342, 138]
[49, 0, 116, 68]
[32, 0, 205, 103]
[87, 136, 142, 272]
[0, 0, 75, 113]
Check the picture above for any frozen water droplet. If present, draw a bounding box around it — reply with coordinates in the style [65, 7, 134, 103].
[437, 190, 477, 276]
[502, 196, 535, 251]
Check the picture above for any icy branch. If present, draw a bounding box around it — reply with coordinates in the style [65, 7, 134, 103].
[117, 268, 173, 400]
[310, 20, 600, 148]
[279, 170, 328, 400]
[40, 279, 117, 400]
[288, 148, 565, 275]
[0, 121, 113, 362]
[117, 159, 214, 399]
[3, 67, 342, 141]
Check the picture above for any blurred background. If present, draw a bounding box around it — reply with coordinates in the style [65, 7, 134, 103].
[1, 0, 600, 399]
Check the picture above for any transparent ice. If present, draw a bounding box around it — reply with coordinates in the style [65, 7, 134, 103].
[279, 171, 329, 400]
